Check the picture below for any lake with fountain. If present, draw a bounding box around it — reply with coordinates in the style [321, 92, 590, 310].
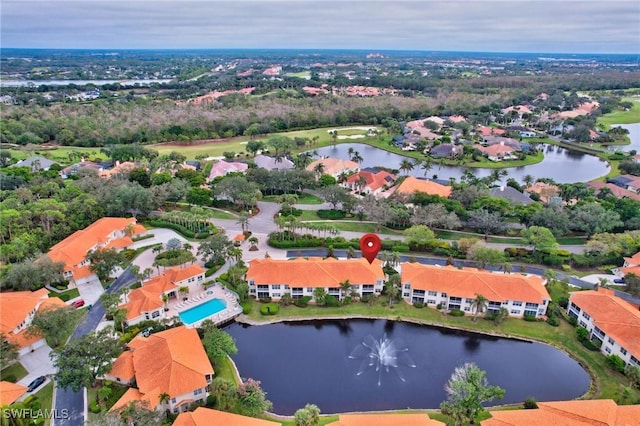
[308, 143, 610, 183]
[225, 319, 590, 415]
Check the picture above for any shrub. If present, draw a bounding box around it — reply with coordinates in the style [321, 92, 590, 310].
[279, 209, 302, 217]
[317, 209, 346, 220]
[240, 301, 252, 315]
[606, 354, 626, 373]
[523, 397, 538, 409]
[557, 296, 569, 309]
[294, 296, 312, 307]
[258, 297, 272, 304]
[413, 302, 424, 309]
[547, 316, 559, 327]
[392, 244, 410, 253]
[342, 296, 352, 305]
[449, 309, 464, 317]
[576, 326, 590, 341]
[131, 233, 154, 242]
[90, 401, 102, 413]
[523, 314, 537, 322]
[360, 296, 371, 304]
[325, 294, 339, 307]
[568, 315, 578, 326]
[260, 303, 279, 315]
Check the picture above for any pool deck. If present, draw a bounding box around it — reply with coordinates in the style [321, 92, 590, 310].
[165, 282, 243, 328]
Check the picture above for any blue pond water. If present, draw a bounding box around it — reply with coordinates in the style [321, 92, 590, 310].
[178, 298, 226, 325]
[225, 319, 590, 415]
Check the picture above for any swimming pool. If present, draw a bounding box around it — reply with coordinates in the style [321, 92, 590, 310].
[179, 298, 227, 325]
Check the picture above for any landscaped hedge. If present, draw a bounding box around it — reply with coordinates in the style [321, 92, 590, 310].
[240, 301, 252, 315]
[294, 296, 312, 307]
[449, 309, 464, 317]
[132, 233, 154, 242]
[146, 220, 214, 239]
[316, 209, 346, 220]
[260, 303, 279, 315]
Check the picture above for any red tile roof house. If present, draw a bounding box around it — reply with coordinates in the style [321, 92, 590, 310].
[106, 326, 214, 415]
[120, 264, 206, 327]
[175, 407, 279, 426]
[47, 217, 147, 287]
[246, 258, 386, 301]
[400, 264, 550, 318]
[567, 287, 640, 368]
[343, 168, 396, 196]
[206, 160, 248, 182]
[618, 252, 640, 278]
[0, 289, 66, 357]
[474, 143, 517, 161]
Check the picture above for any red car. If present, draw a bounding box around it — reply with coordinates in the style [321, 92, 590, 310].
[71, 299, 85, 308]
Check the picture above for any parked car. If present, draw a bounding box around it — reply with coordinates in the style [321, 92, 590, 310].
[27, 376, 46, 392]
[613, 278, 625, 284]
[71, 299, 85, 308]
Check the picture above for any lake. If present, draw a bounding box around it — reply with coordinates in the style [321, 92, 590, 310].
[309, 143, 610, 183]
[225, 319, 590, 415]
[610, 122, 640, 153]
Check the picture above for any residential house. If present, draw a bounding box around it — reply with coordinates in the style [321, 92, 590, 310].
[185, 160, 201, 171]
[246, 258, 385, 301]
[253, 155, 295, 171]
[400, 264, 550, 318]
[303, 86, 330, 95]
[567, 287, 640, 368]
[0, 382, 27, 406]
[475, 143, 517, 161]
[48, 217, 146, 286]
[428, 143, 463, 159]
[10, 156, 58, 172]
[619, 252, 640, 279]
[0, 289, 66, 356]
[262, 66, 282, 76]
[482, 399, 640, 426]
[99, 161, 137, 179]
[395, 176, 452, 198]
[526, 181, 561, 204]
[447, 115, 467, 124]
[489, 186, 534, 205]
[506, 126, 537, 138]
[476, 125, 507, 137]
[327, 413, 444, 426]
[207, 160, 248, 182]
[121, 264, 206, 327]
[501, 105, 533, 116]
[107, 326, 214, 414]
[405, 120, 440, 140]
[174, 407, 279, 426]
[306, 158, 359, 178]
[481, 136, 522, 150]
[343, 168, 396, 196]
[59, 161, 103, 179]
[588, 181, 640, 202]
[554, 101, 599, 119]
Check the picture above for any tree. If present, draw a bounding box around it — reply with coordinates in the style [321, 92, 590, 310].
[570, 203, 623, 237]
[625, 273, 640, 297]
[313, 287, 327, 306]
[28, 306, 83, 348]
[339, 280, 353, 300]
[2, 255, 65, 291]
[529, 205, 570, 237]
[294, 403, 321, 426]
[0, 333, 18, 370]
[520, 226, 559, 253]
[470, 294, 488, 322]
[91, 401, 165, 426]
[213, 176, 262, 209]
[439, 362, 505, 425]
[52, 329, 125, 391]
[624, 365, 640, 389]
[236, 378, 273, 417]
[186, 187, 212, 206]
[200, 320, 238, 365]
[246, 140, 265, 156]
[87, 248, 125, 283]
[467, 243, 505, 269]
[399, 159, 415, 175]
[198, 233, 232, 265]
[211, 377, 237, 411]
[320, 185, 349, 209]
[403, 225, 436, 248]
[165, 237, 183, 251]
[467, 209, 506, 239]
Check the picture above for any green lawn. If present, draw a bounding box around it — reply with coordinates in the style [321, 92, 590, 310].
[243, 298, 640, 402]
[434, 229, 524, 244]
[301, 220, 402, 235]
[48, 287, 80, 302]
[598, 97, 640, 128]
[0, 362, 28, 382]
[215, 355, 240, 385]
[263, 193, 324, 205]
[34, 382, 54, 426]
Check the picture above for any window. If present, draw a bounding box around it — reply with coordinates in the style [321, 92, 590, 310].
[307, 287, 314, 293]
[428, 291, 437, 296]
[404, 284, 411, 289]
[403, 293, 410, 298]
[605, 347, 612, 354]
[621, 347, 627, 355]
[257, 285, 269, 290]
[441, 292, 447, 297]
[151, 311, 160, 318]
[173, 409, 178, 414]
[427, 299, 436, 305]
[413, 289, 425, 296]
[465, 299, 474, 304]
[511, 309, 519, 314]
[582, 311, 590, 320]
[570, 302, 581, 312]
[579, 321, 587, 328]
[284, 285, 289, 289]
[525, 302, 538, 309]
[272, 285, 281, 290]
[257, 292, 269, 299]
[198, 275, 203, 281]
[273, 293, 281, 298]
[194, 388, 203, 395]
[608, 337, 614, 345]
[464, 307, 470, 312]
[512, 301, 522, 306]
[171, 398, 176, 404]
[631, 356, 639, 366]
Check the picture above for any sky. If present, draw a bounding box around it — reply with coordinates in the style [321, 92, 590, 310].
[1, 0, 639, 54]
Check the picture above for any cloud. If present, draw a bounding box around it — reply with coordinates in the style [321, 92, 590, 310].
[1, 0, 639, 53]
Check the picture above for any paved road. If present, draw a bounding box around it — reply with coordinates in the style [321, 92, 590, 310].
[53, 268, 136, 426]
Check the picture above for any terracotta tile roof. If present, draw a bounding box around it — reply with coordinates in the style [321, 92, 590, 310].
[448, 115, 467, 123]
[501, 105, 533, 115]
[346, 169, 396, 191]
[475, 144, 515, 157]
[122, 265, 204, 320]
[401, 264, 549, 303]
[306, 158, 360, 176]
[174, 407, 280, 426]
[207, 160, 248, 180]
[109, 387, 159, 412]
[0, 381, 28, 406]
[482, 399, 640, 425]
[624, 252, 640, 267]
[396, 177, 452, 197]
[234, 234, 246, 242]
[477, 126, 507, 136]
[111, 326, 213, 410]
[588, 181, 640, 201]
[98, 161, 137, 179]
[47, 217, 142, 279]
[569, 288, 640, 358]
[108, 350, 135, 382]
[247, 257, 385, 287]
[526, 182, 560, 203]
[327, 413, 444, 426]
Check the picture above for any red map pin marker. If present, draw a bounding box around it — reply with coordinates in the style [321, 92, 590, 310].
[360, 233, 382, 264]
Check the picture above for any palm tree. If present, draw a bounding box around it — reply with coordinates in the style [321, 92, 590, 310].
[346, 246, 356, 259]
[339, 280, 352, 300]
[399, 159, 415, 175]
[523, 174, 535, 188]
[348, 147, 355, 158]
[237, 211, 250, 233]
[313, 162, 325, 178]
[470, 294, 488, 322]
[351, 151, 363, 164]
[421, 159, 433, 177]
[158, 392, 171, 416]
